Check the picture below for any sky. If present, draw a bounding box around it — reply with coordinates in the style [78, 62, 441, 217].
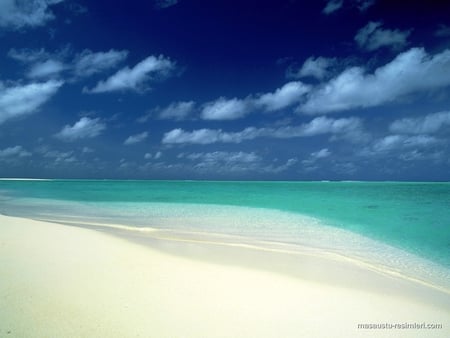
[0, 0, 450, 180]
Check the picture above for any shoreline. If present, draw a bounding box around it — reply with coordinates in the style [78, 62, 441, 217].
[1, 214, 449, 337]
[38, 215, 450, 298]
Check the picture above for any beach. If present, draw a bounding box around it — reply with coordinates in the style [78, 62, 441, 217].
[1, 213, 449, 338]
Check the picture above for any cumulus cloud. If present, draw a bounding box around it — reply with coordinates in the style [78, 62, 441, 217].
[322, 0, 343, 15]
[158, 101, 195, 120]
[73, 49, 128, 78]
[255, 82, 310, 112]
[201, 81, 309, 120]
[162, 116, 364, 144]
[27, 59, 66, 78]
[124, 131, 148, 145]
[0, 0, 64, 30]
[55, 117, 105, 141]
[8, 48, 49, 63]
[87, 55, 175, 93]
[358, 129, 445, 163]
[185, 151, 261, 163]
[298, 48, 450, 114]
[371, 135, 438, 153]
[0, 145, 31, 158]
[42, 149, 77, 163]
[390, 111, 450, 135]
[0, 80, 63, 124]
[9, 47, 128, 80]
[179, 151, 297, 174]
[398, 150, 443, 162]
[201, 97, 252, 120]
[288, 57, 335, 80]
[277, 116, 364, 138]
[144, 151, 162, 160]
[163, 128, 240, 144]
[301, 148, 331, 168]
[311, 148, 331, 159]
[184, 151, 260, 172]
[355, 21, 411, 51]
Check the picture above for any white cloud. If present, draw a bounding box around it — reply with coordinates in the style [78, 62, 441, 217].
[143, 151, 161, 160]
[278, 116, 364, 138]
[9, 47, 127, 80]
[254, 81, 309, 111]
[398, 150, 443, 162]
[73, 49, 128, 78]
[8, 48, 49, 62]
[55, 117, 105, 141]
[88, 55, 175, 93]
[163, 128, 239, 144]
[390, 111, 450, 134]
[298, 48, 450, 114]
[288, 57, 335, 80]
[355, 21, 411, 51]
[0, 0, 64, 30]
[185, 151, 261, 163]
[162, 116, 364, 144]
[124, 131, 148, 145]
[201, 97, 251, 120]
[43, 149, 77, 163]
[184, 151, 262, 173]
[265, 158, 298, 173]
[201, 81, 309, 120]
[322, 0, 343, 15]
[158, 101, 195, 120]
[311, 148, 331, 159]
[0, 145, 31, 158]
[180, 151, 297, 174]
[371, 135, 438, 153]
[27, 59, 66, 78]
[302, 148, 331, 168]
[0, 80, 62, 124]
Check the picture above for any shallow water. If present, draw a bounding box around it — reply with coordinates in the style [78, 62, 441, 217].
[1, 180, 449, 289]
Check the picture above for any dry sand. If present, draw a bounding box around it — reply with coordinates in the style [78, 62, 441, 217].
[1, 214, 449, 337]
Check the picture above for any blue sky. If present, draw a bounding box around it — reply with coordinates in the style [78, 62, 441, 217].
[1, 0, 450, 180]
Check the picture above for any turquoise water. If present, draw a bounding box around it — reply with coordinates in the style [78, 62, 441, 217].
[1, 180, 449, 271]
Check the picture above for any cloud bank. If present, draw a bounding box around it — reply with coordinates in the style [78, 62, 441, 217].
[162, 116, 363, 144]
[0, 145, 31, 158]
[298, 48, 450, 114]
[390, 111, 450, 134]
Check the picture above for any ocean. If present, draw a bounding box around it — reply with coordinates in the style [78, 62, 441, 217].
[1, 179, 449, 288]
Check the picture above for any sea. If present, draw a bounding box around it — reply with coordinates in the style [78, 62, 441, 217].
[1, 179, 449, 289]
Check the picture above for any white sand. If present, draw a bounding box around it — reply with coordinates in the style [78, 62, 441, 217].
[0, 214, 449, 337]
